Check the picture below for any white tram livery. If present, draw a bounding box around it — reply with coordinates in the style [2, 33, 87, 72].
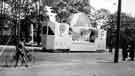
[41, 6, 107, 52]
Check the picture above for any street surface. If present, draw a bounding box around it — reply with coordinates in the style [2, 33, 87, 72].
[0, 50, 135, 76]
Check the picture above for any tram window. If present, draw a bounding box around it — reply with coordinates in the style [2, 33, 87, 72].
[48, 27, 54, 35]
[43, 26, 54, 35]
[89, 31, 95, 43]
[90, 38, 95, 42]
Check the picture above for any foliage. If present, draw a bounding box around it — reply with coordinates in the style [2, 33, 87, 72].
[1, 0, 92, 25]
[51, 0, 91, 22]
[106, 12, 135, 48]
[89, 8, 111, 29]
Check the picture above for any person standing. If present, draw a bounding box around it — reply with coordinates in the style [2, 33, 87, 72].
[121, 43, 128, 61]
[120, 31, 128, 61]
[107, 28, 113, 53]
[129, 42, 135, 61]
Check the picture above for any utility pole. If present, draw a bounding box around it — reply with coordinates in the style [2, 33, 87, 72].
[16, 0, 21, 52]
[114, 0, 121, 63]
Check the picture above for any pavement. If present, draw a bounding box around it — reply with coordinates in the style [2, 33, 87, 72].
[0, 46, 135, 76]
[0, 45, 42, 51]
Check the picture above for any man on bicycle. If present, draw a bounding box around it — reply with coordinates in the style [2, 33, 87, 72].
[14, 38, 28, 67]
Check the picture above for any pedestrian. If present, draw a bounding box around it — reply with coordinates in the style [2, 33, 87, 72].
[129, 42, 135, 61]
[121, 43, 128, 61]
[107, 28, 113, 53]
[109, 40, 113, 53]
[120, 32, 128, 61]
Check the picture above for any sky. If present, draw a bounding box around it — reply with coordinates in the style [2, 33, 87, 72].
[90, 0, 135, 16]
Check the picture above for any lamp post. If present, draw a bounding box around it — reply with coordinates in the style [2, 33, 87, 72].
[114, 0, 121, 63]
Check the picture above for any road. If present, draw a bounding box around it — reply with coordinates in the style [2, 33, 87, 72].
[0, 51, 135, 76]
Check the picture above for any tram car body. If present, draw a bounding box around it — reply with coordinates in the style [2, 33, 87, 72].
[41, 22, 107, 51]
[41, 6, 107, 52]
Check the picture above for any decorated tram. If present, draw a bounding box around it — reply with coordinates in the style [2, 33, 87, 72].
[41, 6, 107, 52]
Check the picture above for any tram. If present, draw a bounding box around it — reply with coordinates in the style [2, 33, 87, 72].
[41, 6, 107, 52]
[41, 24, 107, 51]
[41, 22, 72, 51]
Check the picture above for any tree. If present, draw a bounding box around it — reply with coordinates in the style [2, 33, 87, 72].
[51, 0, 91, 23]
[89, 8, 111, 29]
[106, 12, 135, 48]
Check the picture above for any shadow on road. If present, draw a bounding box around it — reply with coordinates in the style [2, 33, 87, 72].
[96, 60, 114, 63]
[0, 64, 14, 68]
[96, 60, 124, 64]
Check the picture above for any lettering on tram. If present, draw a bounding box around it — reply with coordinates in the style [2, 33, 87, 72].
[59, 24, 67, 36]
